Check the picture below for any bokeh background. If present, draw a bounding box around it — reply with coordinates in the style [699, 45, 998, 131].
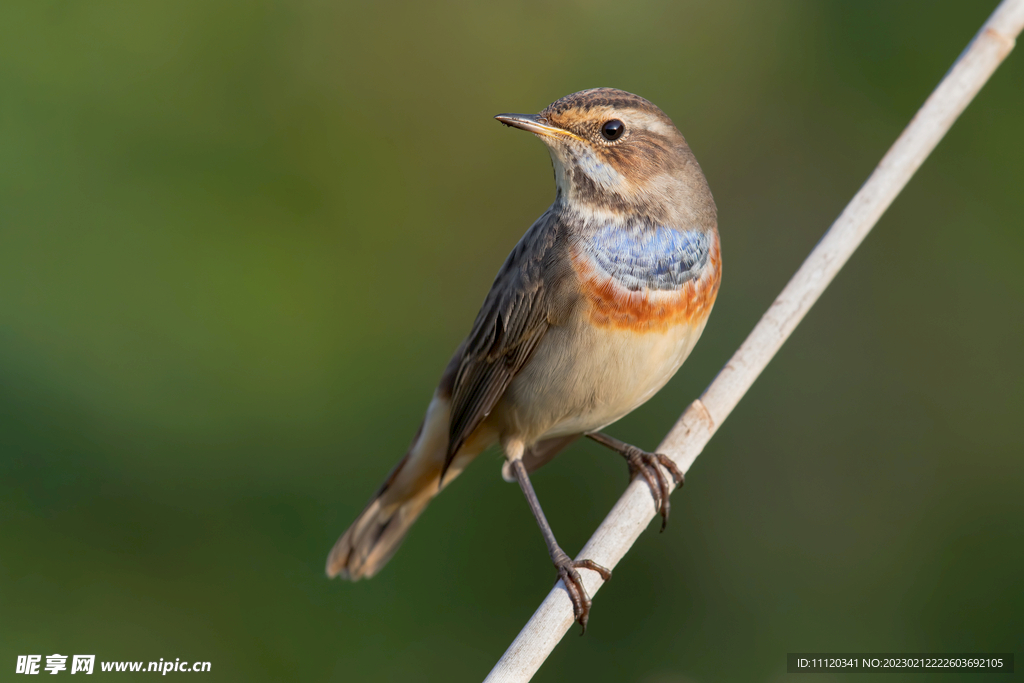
[2, 0, 1022, 680]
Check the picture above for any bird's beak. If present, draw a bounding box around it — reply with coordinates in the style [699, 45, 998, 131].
[494, 114, 579, 141]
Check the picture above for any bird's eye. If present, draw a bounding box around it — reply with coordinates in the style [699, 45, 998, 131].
[601, 119, 625, 141]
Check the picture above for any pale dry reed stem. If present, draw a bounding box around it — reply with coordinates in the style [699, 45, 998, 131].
[484, 1, 1024, 681]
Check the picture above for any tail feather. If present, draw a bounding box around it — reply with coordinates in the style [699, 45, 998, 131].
[326, 393, 493, 580]
[325, 487, 434, 580]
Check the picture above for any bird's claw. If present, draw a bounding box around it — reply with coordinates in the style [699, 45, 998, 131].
[623, 446, 684, 531]
[552, 551, 611, 634]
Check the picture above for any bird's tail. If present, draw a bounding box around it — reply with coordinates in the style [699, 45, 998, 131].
[326, 393, 492, 580]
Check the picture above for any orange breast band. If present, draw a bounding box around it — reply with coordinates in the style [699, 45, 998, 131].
[572, 233, 721, 333]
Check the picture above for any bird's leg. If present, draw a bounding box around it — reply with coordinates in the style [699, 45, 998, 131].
[507, 457, 611, 634]
[586, 432, 684, 532]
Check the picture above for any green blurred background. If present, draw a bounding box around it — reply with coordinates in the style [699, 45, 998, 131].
[2, 0, 1022, 680]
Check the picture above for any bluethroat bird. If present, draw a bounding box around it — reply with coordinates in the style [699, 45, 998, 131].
[326, 88, 721, 631]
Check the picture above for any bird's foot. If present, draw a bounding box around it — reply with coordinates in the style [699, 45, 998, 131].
[552, 548, 611, 634]
[624, 446, 684, 531]
[587, 433, 684, 531]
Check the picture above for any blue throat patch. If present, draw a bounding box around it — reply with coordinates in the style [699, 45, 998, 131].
[583, 224, 710, 291]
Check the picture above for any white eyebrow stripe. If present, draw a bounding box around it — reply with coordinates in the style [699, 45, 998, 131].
[566, 104, 676, 139]
[624, 111, 675, 138]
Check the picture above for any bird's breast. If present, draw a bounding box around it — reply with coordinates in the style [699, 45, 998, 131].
[570, 224, 721, 333]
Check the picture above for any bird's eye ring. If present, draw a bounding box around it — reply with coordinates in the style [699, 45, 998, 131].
[601, 119, 625, 141]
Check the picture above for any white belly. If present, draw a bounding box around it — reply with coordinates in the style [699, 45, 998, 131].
[494, 315, 709, 443]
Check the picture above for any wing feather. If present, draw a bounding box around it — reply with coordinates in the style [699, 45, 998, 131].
[442, 210, 569, 477]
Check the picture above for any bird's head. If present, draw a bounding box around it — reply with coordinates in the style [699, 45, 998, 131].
[496, 88, 715, 228]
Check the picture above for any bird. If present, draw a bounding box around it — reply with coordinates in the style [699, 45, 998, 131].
[326, 87, 721, 631]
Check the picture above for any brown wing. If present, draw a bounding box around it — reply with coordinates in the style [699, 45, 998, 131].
[442, 209, 569, 479]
